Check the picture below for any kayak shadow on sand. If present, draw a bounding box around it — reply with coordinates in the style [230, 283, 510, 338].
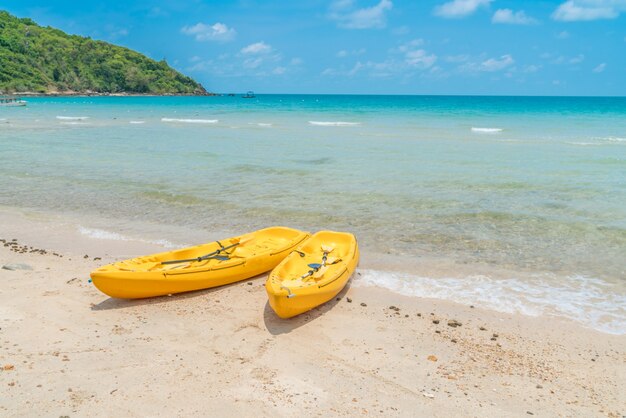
[262, 280, 352, 335]
[89, 281, 241, 311]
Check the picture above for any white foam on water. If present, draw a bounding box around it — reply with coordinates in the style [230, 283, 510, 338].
[161, 118, 218, 124]
[78, 226, 125, 241]
[78, 226, 180, 249]
[257, 123, 273, 127]
[567, 137, 626, 146]
[600, 136, 626, 143]
[129, 120, 146, 124]
[354, 269, 626, 335]
[308, 121, 361, 126]
[60, 121, 88, 126]
[565, 141, 603, 146]
[471, 127, 503, 133]
[56, 116, 89, 120]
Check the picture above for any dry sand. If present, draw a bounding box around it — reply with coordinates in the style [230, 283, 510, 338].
[1, 208, 624, 417]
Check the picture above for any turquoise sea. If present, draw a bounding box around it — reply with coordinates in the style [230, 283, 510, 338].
[1, 95, 625, 333]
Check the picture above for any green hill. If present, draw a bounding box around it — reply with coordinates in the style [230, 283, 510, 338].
[0, 10, 207, 95]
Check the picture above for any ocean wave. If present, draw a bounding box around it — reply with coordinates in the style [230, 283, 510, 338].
[257, 123, 273, 127]
[161, 118, 218, 124]
[596, 136, 626, 143]
[78, 226, 180, 249]
[565, 141, 603, 146]
[354, 269, 626, 335]
[60, 121, 88, 126]
[566, 137, 626, 146]
[471, 127, 502, 133]
[56, 116, 89, 120]
[129, 120, 146, 124]
[308, 121, 361, 126]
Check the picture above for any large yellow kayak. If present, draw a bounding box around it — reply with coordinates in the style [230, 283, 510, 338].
[91, 226, 310, 299]
[265, 231, 359, 318]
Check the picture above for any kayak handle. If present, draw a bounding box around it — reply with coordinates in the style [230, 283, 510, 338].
[280, 285, 296, 298]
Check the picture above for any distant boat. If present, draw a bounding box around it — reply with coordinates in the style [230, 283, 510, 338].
[242, 91, 256, 99]
[0, 97, 27, 107]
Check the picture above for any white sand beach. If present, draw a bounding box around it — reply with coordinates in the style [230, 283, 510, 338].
[1, 208, 624, 417]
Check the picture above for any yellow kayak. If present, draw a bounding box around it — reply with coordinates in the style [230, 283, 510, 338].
[91, 226, 310, 299]
[265, 230, 359, 318]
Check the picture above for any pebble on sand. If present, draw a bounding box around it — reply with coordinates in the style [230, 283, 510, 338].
[447, 319, 462, 328]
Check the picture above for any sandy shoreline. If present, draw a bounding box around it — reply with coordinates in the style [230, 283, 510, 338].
[0, 208, 624, 417]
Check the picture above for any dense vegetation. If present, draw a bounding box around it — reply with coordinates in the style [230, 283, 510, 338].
[0, 11, 207, 94]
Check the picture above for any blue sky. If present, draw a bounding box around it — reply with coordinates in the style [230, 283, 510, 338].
[5, 0, 626, 95]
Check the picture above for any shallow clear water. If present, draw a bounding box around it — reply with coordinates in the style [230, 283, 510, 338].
[1, 95, 625, 332]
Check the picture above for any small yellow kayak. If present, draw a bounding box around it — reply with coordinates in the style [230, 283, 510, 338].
[266, 230, 359, 318]
[91, 226, 310, 299]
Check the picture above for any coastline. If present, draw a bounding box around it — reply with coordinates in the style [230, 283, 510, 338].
[1, 206, 624, 416]
[3, 91, 219, 97]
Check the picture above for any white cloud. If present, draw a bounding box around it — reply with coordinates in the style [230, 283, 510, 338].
[444, 54, 470, 63]
[112, 28, 129, 38]
[290, 58, 303, 65]
[336, 48, 366, 57]
[241, 42, 272, 55]
[461, 54, 515, 72]
[394, 40, 437, 69]
[522, 64, 542, 73]
[397, 39, 424, 52]
[557, 30, 570, 39]
[330, 0, 393, 29]
[434, 0, 493, 18]
[181, 22, 236, 42]
[243, 57, 264, 69]
[405, 49, 437, 69]
[593, 63, 607, 72]
[479, 54, 514, 71]
[272, 66, 287, 75]
[542, 53, 587, 65]
[569, 54, 585, 64]
[392, 26, 410, 35]
[148, 7, 168, 18]
[187, 59, 214, 72]
[104, 24, 129, 40]
[492, 9, 538, 24]
[552, 0, 626, 21]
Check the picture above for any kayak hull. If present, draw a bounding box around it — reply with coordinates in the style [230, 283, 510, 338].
[266, 231, 359, 318]
[90, 227, 310, 299]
